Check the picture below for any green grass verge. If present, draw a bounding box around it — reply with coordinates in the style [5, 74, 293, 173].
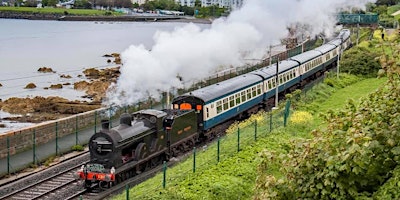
[0, 7, 122, 16]
[113, 74, 386, 200]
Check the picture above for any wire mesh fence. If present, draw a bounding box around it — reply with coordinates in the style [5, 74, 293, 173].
[0, 38, 317, 177]
[124, 106, 289, 200]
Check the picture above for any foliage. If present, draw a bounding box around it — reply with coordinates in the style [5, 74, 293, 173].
[255, 40, 400, 199]
[375, 0, 400, 6]
[44, 156, 55, 166]
[71, 145, 84, 151]
[340, 46, 381, 77]
[74, 0, 92, 9]
[289, 111, 313, 127]
[0, 6, 122, 16]
[372, 165, 400, 199]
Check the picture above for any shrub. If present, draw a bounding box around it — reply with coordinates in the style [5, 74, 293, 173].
[340, 46, 381, 78]
[71, 145, 84, 151]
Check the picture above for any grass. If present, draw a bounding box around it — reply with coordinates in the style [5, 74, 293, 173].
[112, 73, 386, 200]
[0, 7, 122, 16]
[317, 77, 387, 113]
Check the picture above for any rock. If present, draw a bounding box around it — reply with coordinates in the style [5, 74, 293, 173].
[37, 67, 55, 73]
[49, 84, 63, 89]
[83, 68, 100, 78]
[25, 83, 37, 89]
[0, 96, 101, 122]
[74, 80, 90, 90]
[60, 74, 72, 78]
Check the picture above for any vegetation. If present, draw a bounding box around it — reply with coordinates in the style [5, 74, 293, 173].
[1, 0, 228, 18]
[340, 46, 381, 77]
[0, 6, 121, 16]
[71, 144, 84, 151]
[254, 34, 400, 199]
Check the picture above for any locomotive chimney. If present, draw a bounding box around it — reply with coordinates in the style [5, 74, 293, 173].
[120, 113, 132, 126]
[101, 119, 110, 130]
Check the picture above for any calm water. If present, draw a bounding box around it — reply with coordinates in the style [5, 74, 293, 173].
[0, 19, 209, 133]
[0, 19, 209, 101]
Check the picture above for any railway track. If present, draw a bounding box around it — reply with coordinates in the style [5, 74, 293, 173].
[0, 152, 89, 200]
[1, 165, 85, 200]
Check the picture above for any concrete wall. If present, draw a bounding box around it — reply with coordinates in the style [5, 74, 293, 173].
[0, 108, 106, 159]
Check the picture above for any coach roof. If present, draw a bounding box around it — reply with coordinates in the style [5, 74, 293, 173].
[290, 50, 322, 64]
[179, 73, 262, 103]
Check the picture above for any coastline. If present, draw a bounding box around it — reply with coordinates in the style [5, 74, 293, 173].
[0, 11, 213, 24]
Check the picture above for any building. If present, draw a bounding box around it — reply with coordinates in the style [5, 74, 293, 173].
[131, 0, 146, 5]
[131, 0, 243, 9]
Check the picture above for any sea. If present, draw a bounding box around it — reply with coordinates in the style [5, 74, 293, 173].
[0, 18, 210, 133]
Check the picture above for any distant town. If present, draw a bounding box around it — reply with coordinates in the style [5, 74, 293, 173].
[0, 0, 244, 17]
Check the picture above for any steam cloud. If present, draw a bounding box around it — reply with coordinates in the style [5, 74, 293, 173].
[105, 0, 375, 107]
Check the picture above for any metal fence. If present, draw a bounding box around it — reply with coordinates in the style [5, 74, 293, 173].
[122, 103, 290, 200]
[0, 38, 317, 177]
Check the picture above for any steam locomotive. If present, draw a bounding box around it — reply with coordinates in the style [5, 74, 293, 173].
[77, 29, 351, 189]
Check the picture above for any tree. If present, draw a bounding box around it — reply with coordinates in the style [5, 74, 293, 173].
[42, 0, 58, 7]
[375, 0, 400, 5]
[74, 0, 92, 9]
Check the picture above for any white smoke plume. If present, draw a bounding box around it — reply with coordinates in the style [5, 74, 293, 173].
[105, 0, 375, 107]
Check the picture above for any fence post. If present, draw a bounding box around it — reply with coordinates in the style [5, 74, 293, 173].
[109, 106, 113, 127]
[217, 137, 220, 163]
[237, 127, 240, 152]
[284, 100, 291, 127]
[254, 120, 257, 141]
[7, 136, 10, 175]
[126, 184, 129, 200]
[163, 161, 167, 189]
[56, 121, 59, 156]
[193, 147, 196, 173]
[94, 110, 97, 133]
[75, 116, 79, 145]
[33, 129, 36, 165]
[270, 112, 273, 132]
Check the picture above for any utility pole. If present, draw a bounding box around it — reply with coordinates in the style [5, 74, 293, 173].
[275, 58, 279, 108]
[337, 36, 343, 79]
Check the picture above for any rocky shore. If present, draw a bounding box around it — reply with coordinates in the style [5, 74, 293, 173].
[0, 65, 120, 124]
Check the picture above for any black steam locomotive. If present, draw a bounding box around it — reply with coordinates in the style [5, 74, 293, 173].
[77, 29, 351, 189]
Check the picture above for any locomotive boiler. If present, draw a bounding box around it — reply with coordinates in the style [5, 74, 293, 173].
[78, 109, 199, 189]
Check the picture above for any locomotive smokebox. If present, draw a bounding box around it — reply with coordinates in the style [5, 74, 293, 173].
[101, 119, 110, 130]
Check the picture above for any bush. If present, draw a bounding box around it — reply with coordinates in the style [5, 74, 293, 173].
[71, 145, 84, 151]
[340, 46, 381, 78]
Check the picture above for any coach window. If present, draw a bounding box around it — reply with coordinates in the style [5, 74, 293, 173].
[247, 89, 252, 99]
[241, 91, 246, 102]
[229, 96, 235, 108]
[216, 101, 222, 114]
[223, 99, 229, 110]
[235, 93, 241, 104]
[257, 85, 261, 95]
[268, 81, 272, 90]
[206, 108, 209, 118]
[252, 87, 257, 96]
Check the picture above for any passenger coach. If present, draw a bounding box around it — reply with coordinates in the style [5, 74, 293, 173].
[172, 74, 264, 131]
